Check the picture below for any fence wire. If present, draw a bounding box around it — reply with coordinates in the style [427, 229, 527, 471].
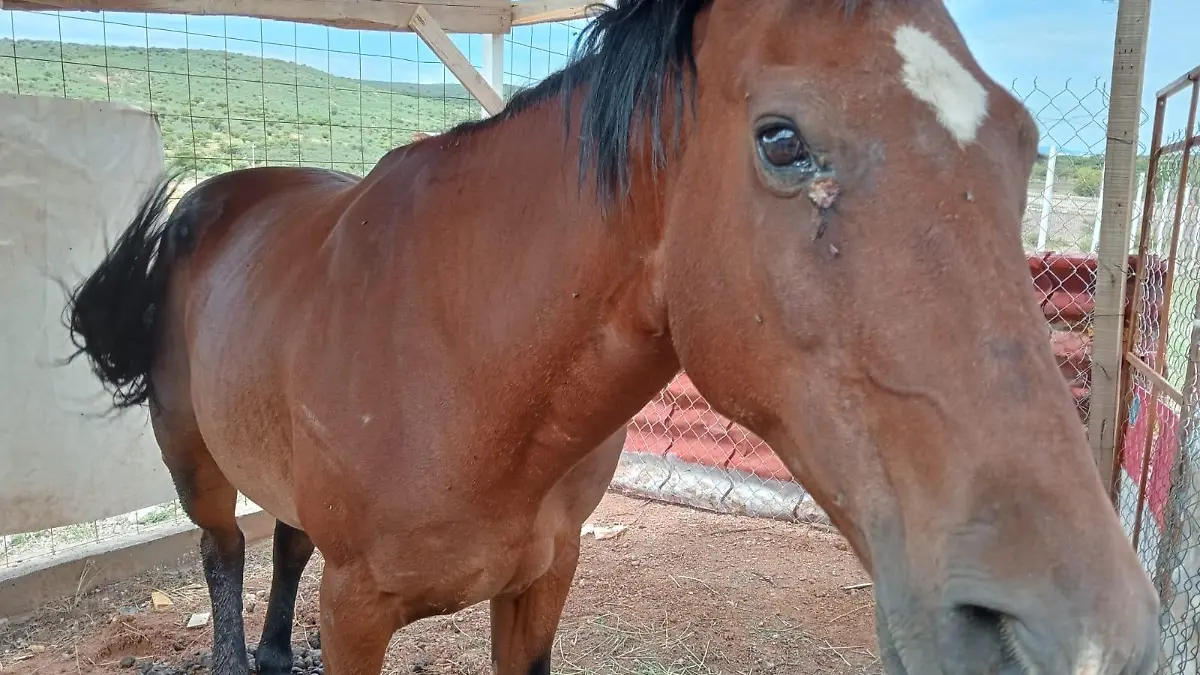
[0, 10, 582, 570]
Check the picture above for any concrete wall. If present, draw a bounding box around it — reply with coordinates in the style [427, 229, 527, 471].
[0, 93, 175, 536]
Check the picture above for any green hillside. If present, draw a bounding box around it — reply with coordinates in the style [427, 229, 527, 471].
[365, 79, 526, 101]
[0, 38, 1149, 192]
[0, 39, 480, 176]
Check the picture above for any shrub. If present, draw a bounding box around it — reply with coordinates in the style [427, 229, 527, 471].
[1074, 166, 1103, 197]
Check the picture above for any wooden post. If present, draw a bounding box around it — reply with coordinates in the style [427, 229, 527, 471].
[512, 0, 612, 25]
[481, 33, 506, 119]
[408, 6, 505, 116]
[1090, 0, 1153, 499]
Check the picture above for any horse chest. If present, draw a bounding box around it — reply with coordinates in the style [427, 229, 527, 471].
[359, 509, 564, 616]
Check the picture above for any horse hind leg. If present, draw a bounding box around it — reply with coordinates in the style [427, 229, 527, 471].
[489, 538, 581, 675]
[150, 412, 250, 675]
[254, 521, 315, 675]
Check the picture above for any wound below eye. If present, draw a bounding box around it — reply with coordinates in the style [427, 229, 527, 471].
[808, 177, 842, 210]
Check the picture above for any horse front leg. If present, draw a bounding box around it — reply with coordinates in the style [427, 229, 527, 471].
[316, 561, 400, 675]
[489, 537, 581, 675]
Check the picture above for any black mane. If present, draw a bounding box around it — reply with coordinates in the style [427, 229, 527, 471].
[450, 0, 876, 207]
[453, 0, 713, 207]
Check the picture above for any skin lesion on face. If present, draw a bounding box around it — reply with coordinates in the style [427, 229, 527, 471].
[747, 112, 844, 249]
[807, 176, 841, 210]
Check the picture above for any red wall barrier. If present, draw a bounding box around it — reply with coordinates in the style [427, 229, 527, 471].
[625, 253, 1164, 486]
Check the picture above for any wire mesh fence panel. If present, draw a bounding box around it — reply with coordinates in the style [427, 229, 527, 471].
[619, 372, 826, 524]
[1114, 70, 1200, 675]
[0, 8, 502, 570]
[504, 20, 583, 91]
[1015, 78, 1114, 254]
[1157, 151, 1200, 673]
[1012, 79, 1152, 254]
[0, 11, 484, 187]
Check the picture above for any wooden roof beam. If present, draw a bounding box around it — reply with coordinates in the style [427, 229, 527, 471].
[407, 5, 503, 115]
[0, 0, 513, 35]
[510, 0, 608, 26]
[0, 0, 611, 31]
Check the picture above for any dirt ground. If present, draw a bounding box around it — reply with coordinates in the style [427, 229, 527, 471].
[0, 494, 881, 675]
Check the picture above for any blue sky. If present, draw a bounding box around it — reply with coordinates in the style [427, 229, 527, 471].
[946, 0, 1194, 148]
[0, 1, 1194, 152]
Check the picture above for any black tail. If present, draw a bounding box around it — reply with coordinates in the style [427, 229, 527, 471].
[64, 172, 189, 410]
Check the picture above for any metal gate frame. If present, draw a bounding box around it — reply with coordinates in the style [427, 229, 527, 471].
[1114, 64, 1200, 674]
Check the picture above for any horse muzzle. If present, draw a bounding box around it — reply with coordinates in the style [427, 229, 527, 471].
[873, 578, 1161, 675]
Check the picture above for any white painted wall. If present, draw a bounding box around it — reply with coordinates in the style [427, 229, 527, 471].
[0, 93, 175, 535]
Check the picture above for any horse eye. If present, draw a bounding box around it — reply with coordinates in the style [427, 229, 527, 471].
[757, 125, 813, 170]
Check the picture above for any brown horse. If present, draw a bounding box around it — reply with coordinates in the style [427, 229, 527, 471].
[64, 0, 1160, 673]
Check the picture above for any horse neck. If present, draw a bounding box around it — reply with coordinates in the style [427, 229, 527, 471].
[401, 99, 681, 443]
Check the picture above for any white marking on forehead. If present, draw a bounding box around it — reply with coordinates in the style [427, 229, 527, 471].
[892, 24, 989, 146]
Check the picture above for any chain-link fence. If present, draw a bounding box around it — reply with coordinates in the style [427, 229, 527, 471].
[1115, 67, 1200, 675]
[0, 8, 586, 570]
[1019, 78, 1151, 428]
[1014, 78, 1153, 254]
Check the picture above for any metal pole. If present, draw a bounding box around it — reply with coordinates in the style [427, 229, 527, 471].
[1037, 144, 1057, 251]
[1130, 171, 1148, 252]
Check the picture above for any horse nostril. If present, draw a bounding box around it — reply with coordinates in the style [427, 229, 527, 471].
[938, 604, 1027, 675]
